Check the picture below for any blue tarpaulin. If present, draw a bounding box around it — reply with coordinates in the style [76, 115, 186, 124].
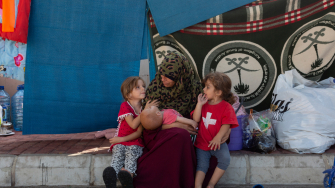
[23, 0, 146, 134]
[147, 0, 256, 36]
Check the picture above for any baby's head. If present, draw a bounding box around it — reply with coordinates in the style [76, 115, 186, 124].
[140, 106, 163, 130]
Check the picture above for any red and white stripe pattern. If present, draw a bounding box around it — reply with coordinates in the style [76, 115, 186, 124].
[149, 14, 155, 28]
[323, 0, 335, 8]
[151, 0, 335, 35]
[285, 0, 301, 24]
[246, 3, 263, 33]
[245, 0, 263, 7]
[206, 24, 224, 35]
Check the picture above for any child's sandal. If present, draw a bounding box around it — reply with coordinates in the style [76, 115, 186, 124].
[118, 170, 134, 188]
[103, 167, 117, 188]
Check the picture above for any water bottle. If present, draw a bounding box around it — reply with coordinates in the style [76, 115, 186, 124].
[0, 86, 10, 122]
[12, 85, 24, 131]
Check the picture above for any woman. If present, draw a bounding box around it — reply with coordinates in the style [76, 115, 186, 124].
[134, 52, 230, 188]
[133, 52, 202, 188]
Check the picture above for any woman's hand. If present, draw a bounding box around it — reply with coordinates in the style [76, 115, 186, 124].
[144, 100, 159, 110]
[109, 137, 124, 145]
[208, 136, 221, 151]
[197, 93, 208, 106]
[162, 122, 198, 135]
[220, 128, 231, 144]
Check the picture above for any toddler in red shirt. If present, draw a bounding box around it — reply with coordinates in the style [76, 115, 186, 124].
[103, 76, 158, 188]
[192, 72, 238, 188]
[140, 106, 198, 131]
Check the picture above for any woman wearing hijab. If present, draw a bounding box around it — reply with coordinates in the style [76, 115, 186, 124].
[133, 52, 202, 188]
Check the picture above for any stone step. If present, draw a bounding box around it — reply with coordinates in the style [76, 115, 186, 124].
[0, 185, 325, 188]
[0, 153, 332, 187]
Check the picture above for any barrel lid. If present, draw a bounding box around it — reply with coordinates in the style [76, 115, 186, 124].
[0, 86, 4, 90]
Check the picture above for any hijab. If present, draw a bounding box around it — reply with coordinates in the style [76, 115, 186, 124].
[143, 52, 202, 117]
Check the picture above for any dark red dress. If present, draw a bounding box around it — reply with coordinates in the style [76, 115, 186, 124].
[133, 127, 196, 188]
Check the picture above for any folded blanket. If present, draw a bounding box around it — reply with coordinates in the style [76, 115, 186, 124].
[95, 128, 117, 139]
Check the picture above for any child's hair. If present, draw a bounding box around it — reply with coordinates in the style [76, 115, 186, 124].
[140, 110, 162, 130]
[120, 76, 145, 101]
[203, 72, 236, 105]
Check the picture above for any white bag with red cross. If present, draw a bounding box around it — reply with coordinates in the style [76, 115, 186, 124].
[271, 69, 335, 154]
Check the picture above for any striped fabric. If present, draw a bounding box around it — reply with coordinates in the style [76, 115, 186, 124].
[147, 0, 256, 36]
[285, 0, 301, 24]
[148, 0, 335, 111]
[150, 0, 335, 35]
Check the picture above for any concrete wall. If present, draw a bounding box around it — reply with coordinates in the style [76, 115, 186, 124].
[0, 153, 330, 187]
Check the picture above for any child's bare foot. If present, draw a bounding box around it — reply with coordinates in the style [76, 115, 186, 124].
[206, 185, 214, 188]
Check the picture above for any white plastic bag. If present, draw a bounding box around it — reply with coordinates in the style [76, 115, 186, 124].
[271, 69, 335, 154]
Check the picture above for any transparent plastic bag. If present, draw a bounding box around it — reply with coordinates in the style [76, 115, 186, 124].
[242, 109, 276, 154]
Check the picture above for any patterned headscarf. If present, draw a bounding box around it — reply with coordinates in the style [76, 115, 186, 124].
[143, 52, 203, 117]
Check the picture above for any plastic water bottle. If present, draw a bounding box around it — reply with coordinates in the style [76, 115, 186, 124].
[0, 86, 10, 121]
[12, 85, 24, 131]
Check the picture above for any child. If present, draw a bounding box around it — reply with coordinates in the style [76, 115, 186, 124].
[102, 76, 158, 188]
[192, 72, 238, 188]
[140, 105, 198, 131]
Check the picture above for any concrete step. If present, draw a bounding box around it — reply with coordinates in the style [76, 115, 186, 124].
[0, 153, 332, 187]
[1, 131, 333, 187]
[0, 185, 325, 188]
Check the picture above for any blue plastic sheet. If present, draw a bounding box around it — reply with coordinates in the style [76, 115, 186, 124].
[147, 0, 256, 36]
[23, 0, 146, 134]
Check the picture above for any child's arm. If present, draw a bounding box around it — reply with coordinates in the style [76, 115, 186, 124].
[125, 115, 141, 129]
[109, 125, 143, 145]
[221, 128, 231, 144]
[193, 94, 208, 122]
[176, 116, 198, 129]
[208, 124, 230, 151]
[125, 100, 159, 129]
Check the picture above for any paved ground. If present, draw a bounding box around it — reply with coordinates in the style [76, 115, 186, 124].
[0, 131, 111, 155]
[1, 131, 335, 155]
[0, 185, 324, 188]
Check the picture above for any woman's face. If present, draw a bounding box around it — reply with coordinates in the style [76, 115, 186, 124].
[161, 75, 175, 88]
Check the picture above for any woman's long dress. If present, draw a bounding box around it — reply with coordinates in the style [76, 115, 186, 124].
[133, 127, 196, 188]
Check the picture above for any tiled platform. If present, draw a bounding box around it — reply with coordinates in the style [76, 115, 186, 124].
[0, 131, 333, 187]
[1, 131, 335, 155]
[0, 131, 111, 155]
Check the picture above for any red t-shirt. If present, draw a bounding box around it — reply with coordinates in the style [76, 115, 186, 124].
[162, 109, 182, 124]
[110, 101, 144, 151]
[193, 100, 238, 151]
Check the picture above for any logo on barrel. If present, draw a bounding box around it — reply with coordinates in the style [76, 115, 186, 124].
[203, 41, 277, 108]
[281, 13, 335, 81]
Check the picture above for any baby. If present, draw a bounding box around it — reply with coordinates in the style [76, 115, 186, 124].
[141, 106, 198, 130]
